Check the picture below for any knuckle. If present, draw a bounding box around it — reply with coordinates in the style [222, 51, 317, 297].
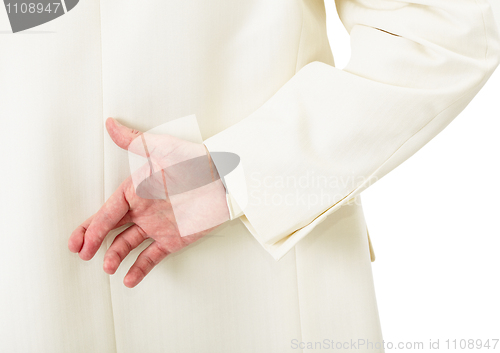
[108, 248, 123, 262]
[122, 238, 133, 254]
[155, 241, 169, 255]
[143, 254, 156, 268]
[85, 229, 102, 248]
[136, 227, 148, 241]
[135, 264, 148, 279]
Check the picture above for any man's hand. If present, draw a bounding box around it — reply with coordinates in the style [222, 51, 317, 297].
[68, 118, 230, 288]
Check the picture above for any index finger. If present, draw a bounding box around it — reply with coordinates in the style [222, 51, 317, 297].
[78, 180, 131, 261]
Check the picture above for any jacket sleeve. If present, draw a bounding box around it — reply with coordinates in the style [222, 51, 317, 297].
[203, 0, 500, 260]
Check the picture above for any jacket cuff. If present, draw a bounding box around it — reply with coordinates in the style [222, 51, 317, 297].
[204, 143, 245, 221]
[226, 191, 244, 220]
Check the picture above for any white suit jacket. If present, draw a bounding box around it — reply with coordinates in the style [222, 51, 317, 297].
[0, 0, 499, 352]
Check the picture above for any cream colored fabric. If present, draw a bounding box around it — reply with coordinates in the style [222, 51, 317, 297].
[0, 2, 116, 352]
[0, 0, 498, 352]
[204, 0, 500, 260]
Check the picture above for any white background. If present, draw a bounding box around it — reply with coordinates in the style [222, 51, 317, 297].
[325, 0, 500, 348]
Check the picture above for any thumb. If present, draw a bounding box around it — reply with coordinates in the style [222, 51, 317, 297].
[106, 117, 143, 151]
